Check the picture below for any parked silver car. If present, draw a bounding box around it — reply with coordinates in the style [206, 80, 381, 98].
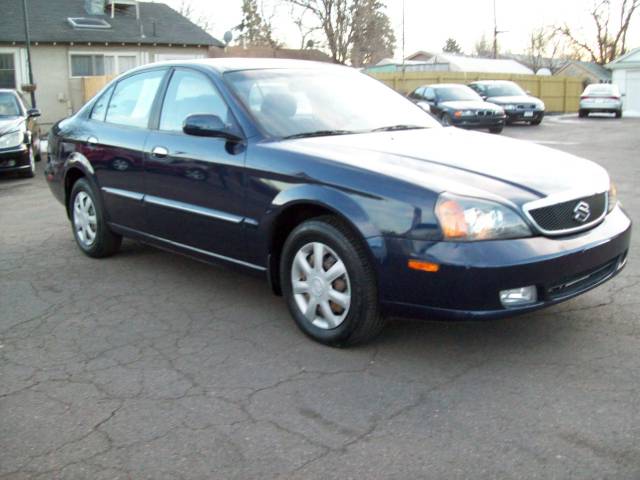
[579, 84, 622, 118]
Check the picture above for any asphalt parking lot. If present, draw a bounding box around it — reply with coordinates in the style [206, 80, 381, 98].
[1, 115, 639, 479]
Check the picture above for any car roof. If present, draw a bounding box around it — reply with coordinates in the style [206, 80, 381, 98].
[129, 58, 345, 75]
[469, 80, 515, 85]
[427, 83, 473, 89]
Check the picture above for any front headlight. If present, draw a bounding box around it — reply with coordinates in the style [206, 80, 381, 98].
[607, 181, 618, 213]
[503, 104, 516, 111]
[453, 110, 475, 118]
[435, 193, 532, 241]
[538, 102, 546, 111]
[0, 130, 24, 149]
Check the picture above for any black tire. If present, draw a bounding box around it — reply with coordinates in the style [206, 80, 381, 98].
[69, 178, 121, 258]
[440, 113, 453, 126]
[579, 109, 588, 118]
[531, 117, 543, 125]
[615, 110, 622, 118]
[489, 125, 503, 134]
[22, 146, 35, 178]
[280, 215, 385, 347]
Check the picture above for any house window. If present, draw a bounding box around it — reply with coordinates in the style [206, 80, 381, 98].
[70, 53, 139, 77]
[71, 55, 105, 77]
[0, 53, 16, 89]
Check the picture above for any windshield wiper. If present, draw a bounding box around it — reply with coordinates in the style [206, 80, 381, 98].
[370, 124, 428, 132]
[282, 129, 355, 140]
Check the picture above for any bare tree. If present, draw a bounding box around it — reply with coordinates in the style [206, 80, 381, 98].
[473, 34, 493, 58]
[287, 0, 394, 65]
[291, 5, 323, 50]
[556, 0, 640, 64]
[177, 0, 213, 33]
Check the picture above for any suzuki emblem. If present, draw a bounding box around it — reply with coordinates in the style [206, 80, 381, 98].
[573, 201, 591, 223]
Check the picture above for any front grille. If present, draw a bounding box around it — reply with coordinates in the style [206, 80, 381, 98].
[526, 193, 606, 234]
[547, 258, 618, 300]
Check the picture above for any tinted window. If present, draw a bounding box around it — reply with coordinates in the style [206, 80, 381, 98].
[160, 69, 230, 132]
[105, 70, 165, 128]
[485, 82, 526, 97]
[435, 86, 482, 102]
[90, 85, 114, 121]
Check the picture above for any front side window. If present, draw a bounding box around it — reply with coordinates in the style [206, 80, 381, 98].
[160, 69, 231, 132]
[225, 68, 439, 138]
[105, 70, 164, 128]
[435, 86, 482, 102]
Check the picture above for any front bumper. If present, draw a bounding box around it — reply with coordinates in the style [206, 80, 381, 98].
[505, 110, 544, 122]
[452, 115, 506, 129]
[0, 146, 30, 172]
[375, 206, 631, 320]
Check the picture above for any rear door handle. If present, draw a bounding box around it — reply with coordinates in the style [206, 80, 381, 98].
[151, 146, 169, 158]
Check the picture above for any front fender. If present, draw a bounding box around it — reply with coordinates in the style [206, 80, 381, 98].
[262, 183, 382, 242]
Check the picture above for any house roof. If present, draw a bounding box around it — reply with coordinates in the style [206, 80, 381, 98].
[428, 54, 533, 74]
[606, 47, 640, 70]
[555, 60, 611, 80]
[0, 0, 223, 47]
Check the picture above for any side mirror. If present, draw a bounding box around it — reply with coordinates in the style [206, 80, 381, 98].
[27, 108, 41, 118]
[183, 114, 242, 142]
[526, 90, 532, 96]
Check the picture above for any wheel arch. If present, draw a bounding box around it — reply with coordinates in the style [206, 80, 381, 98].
[63, 153, 98, 219]
[263, 184, 382, 296]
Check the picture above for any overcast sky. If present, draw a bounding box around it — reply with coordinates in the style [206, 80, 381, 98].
[158, 0, 640, 59]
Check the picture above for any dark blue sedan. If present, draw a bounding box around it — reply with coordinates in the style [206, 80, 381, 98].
[45, 59, 631, 346]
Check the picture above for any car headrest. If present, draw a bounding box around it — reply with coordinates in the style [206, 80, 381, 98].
[261, 93, 297, 118]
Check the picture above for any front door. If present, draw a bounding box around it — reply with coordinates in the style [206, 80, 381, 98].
[84, 68, 167, 231]
[143, 67, 247, 260]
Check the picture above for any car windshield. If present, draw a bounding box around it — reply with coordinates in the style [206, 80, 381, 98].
[436, 86, 482, 102]
[485, 82, 526, 97]
[224, 68, 440, 138]
[0, 92, 22, 117]
[584, 84, 620, 96]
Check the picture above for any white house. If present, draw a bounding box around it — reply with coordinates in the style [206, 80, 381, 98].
[607, 47, 640, 116]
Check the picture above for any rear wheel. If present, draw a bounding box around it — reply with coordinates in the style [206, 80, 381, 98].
[280, 216, 385, 346]
[69, 178, 121, 258]
[579, 109, 588, 118]
[615, 110, 623, 118]
[489, 125, 503, 134]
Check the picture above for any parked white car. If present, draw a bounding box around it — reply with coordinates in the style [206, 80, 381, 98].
[579, 84, 623, 118]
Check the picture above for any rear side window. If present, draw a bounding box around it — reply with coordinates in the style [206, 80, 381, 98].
[90, 85, 114, 121]
[105, 70, 165, 128]
[159, 69, 231, 132]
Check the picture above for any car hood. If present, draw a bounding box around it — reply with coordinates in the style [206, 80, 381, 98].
[269, 127, 609, 203]
[0, 117, 24, 136]
[487, 95, 542, 106]
[439, 100, 497, 110]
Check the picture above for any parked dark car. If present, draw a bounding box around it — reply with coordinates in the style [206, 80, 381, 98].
[0, 89, 41, 177]
[408, 83, 506, 133]
[468, 80, 545, 125]
[45, 59, 631, 346]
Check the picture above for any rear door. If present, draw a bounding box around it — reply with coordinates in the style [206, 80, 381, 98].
[142, 67, 248, 260]
[85, 68, 167, 231]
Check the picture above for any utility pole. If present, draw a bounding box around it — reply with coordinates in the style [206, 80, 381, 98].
[21, 0, 36, 107]
[492, 0, 507, 59]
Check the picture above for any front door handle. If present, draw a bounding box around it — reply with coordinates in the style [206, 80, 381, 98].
[151, 146, 169, 158]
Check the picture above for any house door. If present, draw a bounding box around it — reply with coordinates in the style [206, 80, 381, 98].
[0, 53, 16, 89]
[625, 70, 640, 114]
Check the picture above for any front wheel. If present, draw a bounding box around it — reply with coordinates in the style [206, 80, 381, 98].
[22, 147, 35, 178]
[440, 113, 453, 126]
[489, 125, 503, 134]
[69, 178, 122, 258]
[280, 216, 385, 346]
